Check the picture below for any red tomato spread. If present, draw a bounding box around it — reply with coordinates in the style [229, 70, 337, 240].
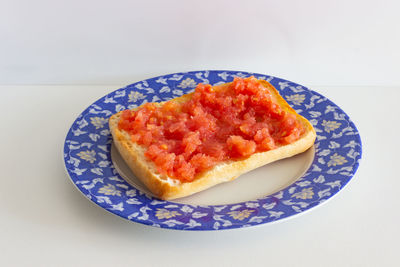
[118, 77, 304, 182]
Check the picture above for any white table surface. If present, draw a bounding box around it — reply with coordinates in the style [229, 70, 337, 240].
[1, 84, 399, 267]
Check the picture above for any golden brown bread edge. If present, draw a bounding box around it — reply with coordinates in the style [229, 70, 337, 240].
[109, 80, 317, 200]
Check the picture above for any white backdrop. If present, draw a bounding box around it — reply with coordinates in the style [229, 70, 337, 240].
[1, 0, 399, 86]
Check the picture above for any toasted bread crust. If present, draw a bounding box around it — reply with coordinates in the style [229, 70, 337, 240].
[109, 80, 316, 200]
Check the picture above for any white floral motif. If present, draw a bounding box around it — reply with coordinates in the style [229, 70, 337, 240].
[279, 81, 290, 90]
[321, 120, 341, 133]
[268, 211, 284, 219]
[289, 86, 305, 93]
[234, 72, 247, 78]
[327, 153, 348, 167]
[181, 205, 193, 213]
[160, 86, 170, 93]
[72, 128, 86, 136]
[227, 209, 254, 220]
[262, 202, 276, 210]
[110, 202, 124, 211]
[172, 89, 183, 96]
[128, 91, 146, 103]
[70, 167, 87, 175]
[292, 188, 314, 200]
[245, 202, 260, 208]
[217, 72, 229, 80]
[126, 190, 136, 197]
[344, 140, 358, 148]
[156, 77, 167, 84]
[77, 150, 96, 163]
[169, 74, 183, 81]
[155, 208, 181, 219]
[177, 78, 197, 89]
[90, 117, 108, 129]
[286, 94, 305, 105]
[186, 219, 201, 228]
[325, 105, 336, 113]
[98, 184, 121, 196]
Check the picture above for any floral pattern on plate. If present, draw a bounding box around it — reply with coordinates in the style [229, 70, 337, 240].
[64, 70, 362, 230]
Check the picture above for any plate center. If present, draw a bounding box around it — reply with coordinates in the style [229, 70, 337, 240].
[111, 144, 315, 206]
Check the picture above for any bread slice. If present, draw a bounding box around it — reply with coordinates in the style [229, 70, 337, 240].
[109, 80, 316, 200]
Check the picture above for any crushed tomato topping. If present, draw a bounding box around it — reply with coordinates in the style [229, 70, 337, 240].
[118, 77, 304, 182]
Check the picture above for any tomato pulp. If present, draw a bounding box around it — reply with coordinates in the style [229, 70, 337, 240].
[118, 77, 304, 182]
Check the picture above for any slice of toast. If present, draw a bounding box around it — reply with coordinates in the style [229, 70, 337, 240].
[109, 80, 316, 200]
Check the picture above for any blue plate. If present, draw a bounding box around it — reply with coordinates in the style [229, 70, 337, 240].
[63, 70, 362, 230]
